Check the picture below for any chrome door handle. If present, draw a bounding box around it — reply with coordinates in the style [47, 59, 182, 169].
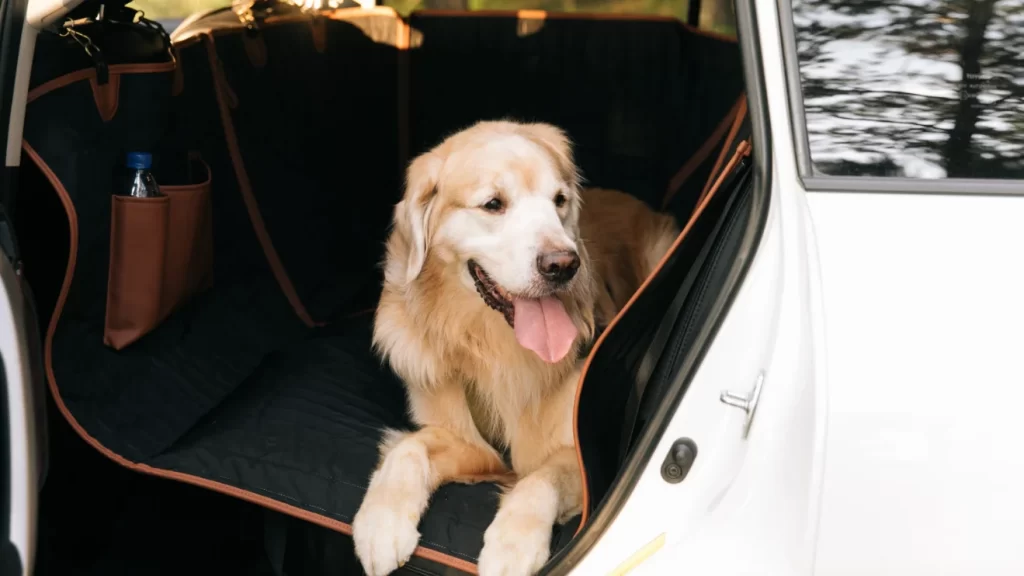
[719, 371, 765, 438]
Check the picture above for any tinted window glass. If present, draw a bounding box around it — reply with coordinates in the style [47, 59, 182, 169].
[137, 1, 738, 44]
[131, 0, 227, 32]
[387, 0, 738, 36]
[791, 0, 1023, 179]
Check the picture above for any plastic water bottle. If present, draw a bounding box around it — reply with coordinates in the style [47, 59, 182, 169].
[124, 152, 162, 198]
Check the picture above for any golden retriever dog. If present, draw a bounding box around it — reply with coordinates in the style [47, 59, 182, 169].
[352, 120, 679, 576]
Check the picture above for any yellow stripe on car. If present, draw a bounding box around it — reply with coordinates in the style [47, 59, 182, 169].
[606, 533, 666, 576]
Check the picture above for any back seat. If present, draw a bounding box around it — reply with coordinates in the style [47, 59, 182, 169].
[20, 6, 744, 572]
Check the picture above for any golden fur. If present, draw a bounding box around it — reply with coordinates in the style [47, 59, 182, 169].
[352, 120, 678, 576]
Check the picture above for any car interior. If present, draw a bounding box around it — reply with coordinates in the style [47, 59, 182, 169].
[12, 1, 757, 574]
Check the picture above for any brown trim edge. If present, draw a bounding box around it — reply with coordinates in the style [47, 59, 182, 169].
[242, 33, 268, 69]
[89, 74, 121, 122]
[699, 98, 748, 207]
[571, 139, 752, 533]
[27, 62, 177, 105]
[202, 33, 320, 328]
[162, 157, 213, 195]
[311, 16, 327, 54]
[661, 94, 745, 210]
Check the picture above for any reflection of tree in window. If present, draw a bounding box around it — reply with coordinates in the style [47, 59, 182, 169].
[793, 0, 1023, 179]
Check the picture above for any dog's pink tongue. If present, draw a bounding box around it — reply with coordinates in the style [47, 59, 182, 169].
[513, 296, 578, 363]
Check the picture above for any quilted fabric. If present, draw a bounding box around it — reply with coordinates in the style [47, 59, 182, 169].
[150, 315, 507, 565]
[20, 8, 743, 573]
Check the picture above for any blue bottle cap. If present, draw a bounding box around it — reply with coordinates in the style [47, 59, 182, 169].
[126, 152, 152, 170]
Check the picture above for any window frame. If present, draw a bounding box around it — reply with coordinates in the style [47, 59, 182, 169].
[777, 0, 1024, 196]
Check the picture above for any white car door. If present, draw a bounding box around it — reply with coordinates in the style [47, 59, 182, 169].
[556, 0, 830, 573]
[1, 0, 47, 574]
[784, 0, 1024, 574]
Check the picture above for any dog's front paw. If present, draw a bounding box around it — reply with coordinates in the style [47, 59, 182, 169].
[478, 509, 552, 576]
[352, 499, 421, 576]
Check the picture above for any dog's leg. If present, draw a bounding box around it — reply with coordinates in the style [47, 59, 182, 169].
[352, 385, 506, 576]
[477, 447, 581, 576]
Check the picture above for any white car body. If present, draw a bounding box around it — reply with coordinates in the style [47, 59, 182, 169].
[3, 1, 1022, 575]
[566, 0, 1024, 575]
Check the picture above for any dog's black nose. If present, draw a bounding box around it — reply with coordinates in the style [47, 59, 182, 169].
[537, 250, 580, 283]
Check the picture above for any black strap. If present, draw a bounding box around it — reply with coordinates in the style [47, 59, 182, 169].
[617, 157, 749, 462]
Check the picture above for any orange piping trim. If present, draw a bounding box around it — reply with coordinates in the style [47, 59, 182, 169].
[699, 98, 748, 206]
[661, 95, 745, 210]
[27, 62, 176, 104]
[572, 139, 751, 532]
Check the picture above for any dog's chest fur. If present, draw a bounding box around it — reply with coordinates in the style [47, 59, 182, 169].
[377, 252, 584, 443]
[441, 298, 580, 447]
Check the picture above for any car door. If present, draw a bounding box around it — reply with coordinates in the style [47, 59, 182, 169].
[1, 0, 47, 574]
[549, 0, 830, 573]
[782, 0, 1024, 574]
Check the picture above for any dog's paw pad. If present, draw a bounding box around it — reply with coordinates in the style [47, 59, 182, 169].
[352, 501, 420, 576]
[478, 512, 551, 576]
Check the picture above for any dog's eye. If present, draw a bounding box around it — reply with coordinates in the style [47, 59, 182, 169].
[482, 198, 505, 213]
[554, 193, 568, 208]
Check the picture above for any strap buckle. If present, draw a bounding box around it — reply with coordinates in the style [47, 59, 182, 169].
[59, 18, 109, 84]
[233, 0, 279, 34]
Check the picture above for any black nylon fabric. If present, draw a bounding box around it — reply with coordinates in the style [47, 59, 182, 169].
[576, 123, 754, 517]
[409, 14, 744, 208]
[628, 121, 754, 453]
[166, 31, 274, 277]
[206, 15, 402, 322]
[28, 12, 171, 88]
[149, 315, 505, 566]
[23, 29, 309, 462]
[663, 102, 746, 218]
[21, 19, 574, 569]
[22, 56, 504, 563]
[21, 10, 745, 574]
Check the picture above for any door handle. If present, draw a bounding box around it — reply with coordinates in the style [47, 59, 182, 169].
[719, 371, 765, 438]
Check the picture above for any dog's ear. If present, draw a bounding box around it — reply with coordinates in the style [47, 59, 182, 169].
[520, 123, 581, 191]
[395, 152, 442, 283]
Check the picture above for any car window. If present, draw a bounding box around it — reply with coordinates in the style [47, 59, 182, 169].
[790, 0, 1023, 180]
[387, 0, 736, 35]
[130, 0, 227, 31]
[132, 1, 737, 37]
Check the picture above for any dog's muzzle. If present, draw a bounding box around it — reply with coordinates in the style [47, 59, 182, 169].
[468, 260, 514, 327]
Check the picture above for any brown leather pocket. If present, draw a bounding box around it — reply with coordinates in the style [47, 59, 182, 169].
[104, 158, 213, 350]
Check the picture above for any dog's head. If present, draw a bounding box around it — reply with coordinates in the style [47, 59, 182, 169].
[387, 120, 594, 363]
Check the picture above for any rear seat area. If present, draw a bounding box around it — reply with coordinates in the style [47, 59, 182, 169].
[18, 6, 743, 571]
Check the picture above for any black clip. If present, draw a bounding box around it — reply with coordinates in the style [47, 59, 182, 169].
[233, 1, 265, 36]
[60, 19, 109, 85]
